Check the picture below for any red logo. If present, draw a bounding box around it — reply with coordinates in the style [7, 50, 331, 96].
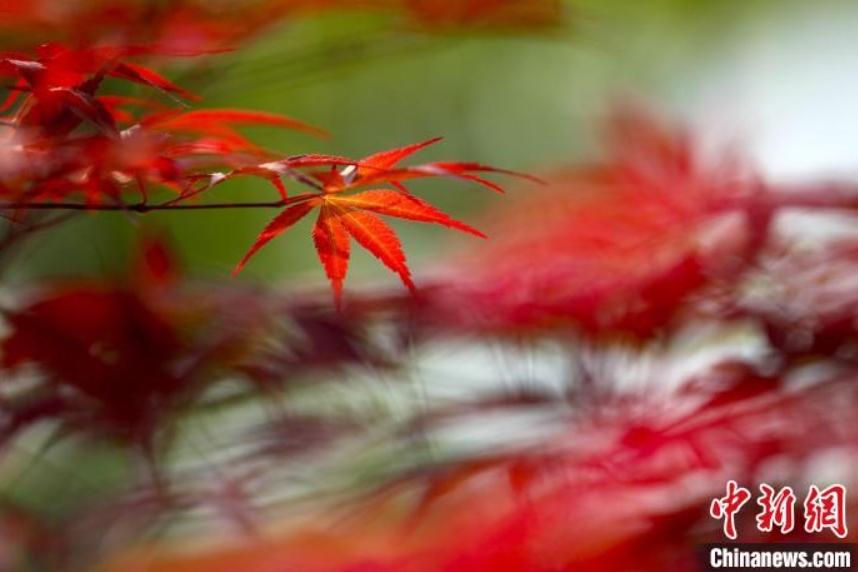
[804, 484, 848, 539]
[756, 484, 796, 534]
[710, 482, 848, 539]
[710, 480, 752, 539]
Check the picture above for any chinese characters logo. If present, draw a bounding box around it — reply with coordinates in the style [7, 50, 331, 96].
[710, 481, 848, 539]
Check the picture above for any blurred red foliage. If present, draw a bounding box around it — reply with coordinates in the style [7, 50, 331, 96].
[415, 108, 757, 336]
[0, 235, 385, 448]
[95, 367, 858, 571]
[2, 286, 186, 439]
[0, 0, 566, 51]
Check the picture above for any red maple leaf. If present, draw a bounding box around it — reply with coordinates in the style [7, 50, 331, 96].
[232, 138, 532, 303]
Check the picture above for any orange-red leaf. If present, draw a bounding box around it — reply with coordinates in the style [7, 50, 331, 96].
[110, 62, 199, 101]
[334, 190, 486, 237]
[271, 140, 443, 177]
[332, 205, 415, 292]
[311, 168, 346, 192]
[267, 139, 528, 197]
[233, 200, 316, 276]
[357, 137, 442, 178]
[313, 204, 351, 304]
[149, 109, 327, 138]
[359, 162, 542, 192]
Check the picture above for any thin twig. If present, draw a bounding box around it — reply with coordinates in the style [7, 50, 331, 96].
[0, 194, 318, 213]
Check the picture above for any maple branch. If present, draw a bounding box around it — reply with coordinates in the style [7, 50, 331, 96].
[0, 195, 318, 213]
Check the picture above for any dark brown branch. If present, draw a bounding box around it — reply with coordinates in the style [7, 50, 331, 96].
[0, 194, 318, 213]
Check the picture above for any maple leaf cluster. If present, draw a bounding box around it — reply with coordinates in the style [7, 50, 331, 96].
[0, 40, 529, 299]
[0, 42, 321, 198]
